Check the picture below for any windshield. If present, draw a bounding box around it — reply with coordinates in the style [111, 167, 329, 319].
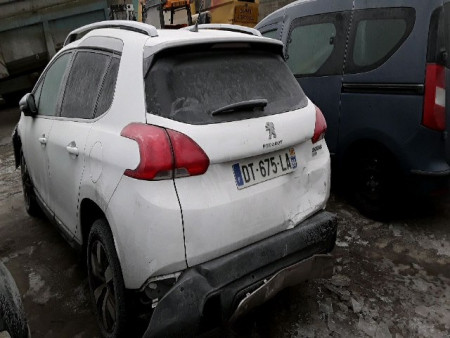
[144, 49, 308, 125]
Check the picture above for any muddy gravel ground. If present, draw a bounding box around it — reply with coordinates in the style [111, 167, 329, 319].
[0, 106, 449, 337]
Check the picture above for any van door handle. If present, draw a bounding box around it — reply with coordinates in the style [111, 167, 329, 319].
[66, 142, 79, 156]
[38, 135, 47, 145]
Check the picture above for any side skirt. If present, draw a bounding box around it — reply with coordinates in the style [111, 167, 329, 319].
[34, 190, 82, 253]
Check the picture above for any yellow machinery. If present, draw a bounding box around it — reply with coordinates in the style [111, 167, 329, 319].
[139, 0, 259, 28]
[142, 0, 193, 28]
[190, 0, 259, 27]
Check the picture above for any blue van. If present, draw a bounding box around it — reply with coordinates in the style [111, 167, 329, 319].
[257, 0, 450, 218]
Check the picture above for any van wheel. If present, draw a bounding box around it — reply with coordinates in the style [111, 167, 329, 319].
[350, 149, 397, 220]
[87, 219, 128, 338]
[20, 152, 41, 217]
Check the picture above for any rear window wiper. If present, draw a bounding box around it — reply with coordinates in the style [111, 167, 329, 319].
[211, 99, 268, 116]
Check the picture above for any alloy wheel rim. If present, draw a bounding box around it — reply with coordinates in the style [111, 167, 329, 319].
[360, 157, 383, 202]
[90, 240, 117, 333]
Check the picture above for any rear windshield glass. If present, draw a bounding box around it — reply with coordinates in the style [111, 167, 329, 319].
[144, 50, 307, 125]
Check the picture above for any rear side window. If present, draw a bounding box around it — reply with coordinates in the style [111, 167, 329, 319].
[95, 57, 120, 118]
[286, 12, 350, 77]
[144, 49, 307, 125]
[60, 51, 120, 119]
[346, 7, 415, 73]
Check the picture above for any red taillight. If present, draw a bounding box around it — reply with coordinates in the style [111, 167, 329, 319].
[166, 129, 210, 177]
[121, 123, 209, 180]
[423, 63, 446, 131]
[312, 105, 327, 143]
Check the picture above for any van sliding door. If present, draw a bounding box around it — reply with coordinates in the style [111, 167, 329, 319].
[283, 0, 353, 156]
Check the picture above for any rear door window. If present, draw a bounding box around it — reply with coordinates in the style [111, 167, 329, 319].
[286, 12, 350, 77]
[144, 48, 307, 125]
[60, 51, 120, 119]
[346, 7, 415, 73]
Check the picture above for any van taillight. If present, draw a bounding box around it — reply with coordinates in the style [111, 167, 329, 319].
[312, 105, 327, 143]
[423, 63, 446, 131]
[121, 123, 209, 180]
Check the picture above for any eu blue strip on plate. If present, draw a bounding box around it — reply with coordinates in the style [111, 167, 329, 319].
[232, 163, 244, 187]
[291, 156, 297, 169]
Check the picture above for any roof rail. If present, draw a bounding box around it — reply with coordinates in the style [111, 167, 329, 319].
[64, 20, 158, 46]
[183, 24, 262, 37]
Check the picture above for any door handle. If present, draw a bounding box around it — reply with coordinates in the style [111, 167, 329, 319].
[66, 142, 79, 156]
[38, 135, 47, 145]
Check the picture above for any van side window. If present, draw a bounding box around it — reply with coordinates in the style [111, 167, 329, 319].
[354, 19, 406, 67]
[262, 29, 278, 39]
[346, 7, 415, 73]
[286, 12, 350, 77]
[288, 23, 335, 75]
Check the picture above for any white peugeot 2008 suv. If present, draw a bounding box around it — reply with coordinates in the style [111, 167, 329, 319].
[13, 21, 337, 338]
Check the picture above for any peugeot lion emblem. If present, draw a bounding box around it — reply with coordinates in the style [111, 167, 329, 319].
[265, 122, 277, 140]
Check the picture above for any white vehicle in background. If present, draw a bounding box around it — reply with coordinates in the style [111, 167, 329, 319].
[12, 21, 337, 338]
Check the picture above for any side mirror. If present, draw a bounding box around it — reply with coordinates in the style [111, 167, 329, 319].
[19, 93, 37, 117]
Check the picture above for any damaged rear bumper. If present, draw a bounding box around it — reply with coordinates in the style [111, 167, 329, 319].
[229, 253, 333, 322]
[143, 210, 337, 338]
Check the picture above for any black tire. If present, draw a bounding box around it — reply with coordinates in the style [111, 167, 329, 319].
[0, 262, 28, 338]
[349, 148, 398, 220]
[20, 153, 41, 217]
[87, 219, 128, 338]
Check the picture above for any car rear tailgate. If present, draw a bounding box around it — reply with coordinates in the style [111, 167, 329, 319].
[144, 42, 331, 267]
[147, 102, 330, 267]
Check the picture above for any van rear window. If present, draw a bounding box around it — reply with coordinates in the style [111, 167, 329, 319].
[428, 5, 448, 66]
[144, 50, 307, 125]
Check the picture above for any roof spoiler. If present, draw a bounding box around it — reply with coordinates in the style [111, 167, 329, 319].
[64, 20, 158, 47]
[183, 24, 262, 37]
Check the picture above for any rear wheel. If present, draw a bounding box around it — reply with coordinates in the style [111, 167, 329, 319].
[87, 219, 128, 338]
[20, 152, 41, 217]
[348, 148, 398, 220]
[0, 262, 28, 338]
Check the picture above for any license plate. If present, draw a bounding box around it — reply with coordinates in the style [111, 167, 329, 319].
[232, 148, 297, 189]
